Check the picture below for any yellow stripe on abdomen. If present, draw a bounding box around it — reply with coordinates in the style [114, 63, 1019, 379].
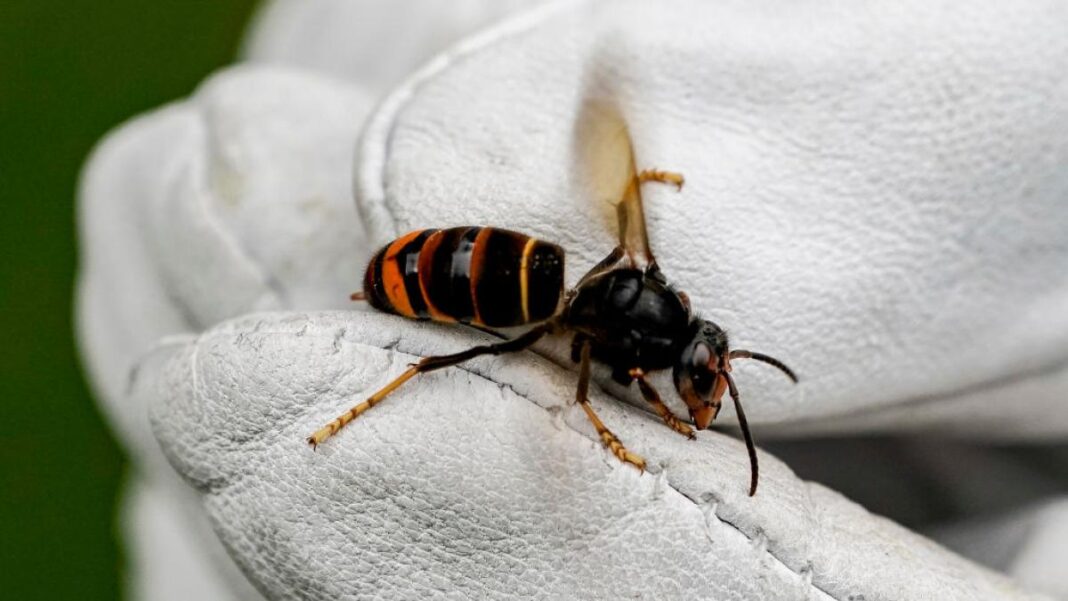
[518, 236, 539, 323]
[380, 229, 425, 318]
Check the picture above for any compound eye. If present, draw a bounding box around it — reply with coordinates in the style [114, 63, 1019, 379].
[692, 341, 711, 368]
[690, 342, 715, 395]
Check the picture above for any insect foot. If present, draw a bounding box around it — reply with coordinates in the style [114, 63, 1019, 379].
[637, 168, 685, 191]
[600, 430, 647, 472]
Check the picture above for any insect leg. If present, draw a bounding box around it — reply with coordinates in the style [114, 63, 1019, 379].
[574, 340, 646, 471]
[722, 372, 759, 497]
[307, 325, 550, 448]
[628, 368, 695, 439]
[614, 166, 686, 272]
[637, 169, 685, 190]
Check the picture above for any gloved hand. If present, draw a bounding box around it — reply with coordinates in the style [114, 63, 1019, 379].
[78, 0, 1068, 599]
[79, 0, 541, 597]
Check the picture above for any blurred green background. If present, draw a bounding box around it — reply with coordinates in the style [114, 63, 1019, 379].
[0, 2, 258, 598]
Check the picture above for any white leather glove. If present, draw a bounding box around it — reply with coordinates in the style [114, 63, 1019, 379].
[79, 1, 540, 598]
[78, 0, 1068, 599]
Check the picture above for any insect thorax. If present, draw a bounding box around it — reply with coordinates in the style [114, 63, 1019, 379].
[564, 268, 693, 378]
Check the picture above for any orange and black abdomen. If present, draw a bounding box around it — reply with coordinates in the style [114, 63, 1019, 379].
[363, 227, 565, 328]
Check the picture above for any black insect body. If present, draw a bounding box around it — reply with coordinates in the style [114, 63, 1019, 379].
[566, 266, 692, 381]
[309, 148, 796, 498]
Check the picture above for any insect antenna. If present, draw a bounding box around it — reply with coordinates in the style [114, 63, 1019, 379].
[723, 372, 758, 496]
[729, 350, 798, 383]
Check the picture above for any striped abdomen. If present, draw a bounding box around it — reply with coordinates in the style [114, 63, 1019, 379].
[363, 226, 565, 328]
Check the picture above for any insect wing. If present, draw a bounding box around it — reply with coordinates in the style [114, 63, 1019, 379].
[575, 100, 656, 271]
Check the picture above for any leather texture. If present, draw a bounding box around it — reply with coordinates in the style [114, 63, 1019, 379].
[244, 0, 546, 95]
[78, 67, 374, 601]
[135, 310, 1047, 601]
[75, 0, 1068, 599]
[356, 0, 1068, 438]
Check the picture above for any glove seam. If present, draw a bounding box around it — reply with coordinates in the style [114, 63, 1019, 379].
[544, 381, 841, 601]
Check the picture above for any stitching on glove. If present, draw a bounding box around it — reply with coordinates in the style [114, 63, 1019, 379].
[690, 493, 834, 601]
[458, 371, 841, 601]
[146, 320, 848, 599]
[316, 328, 845, 600]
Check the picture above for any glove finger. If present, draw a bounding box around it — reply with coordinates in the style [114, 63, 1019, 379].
[355, 0, 1068, 437]
[142, 310, 1047, 601]
[78, 66, 372, 453]
[78, 66, 373, 601]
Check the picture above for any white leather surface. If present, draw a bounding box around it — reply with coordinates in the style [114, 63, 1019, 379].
[244, 0, 545, 96]
[75, 0, 1068, 599]
[139, 310, 1047, 601]
[77, 67, 373, 600]
[356, 0, 1068, 437]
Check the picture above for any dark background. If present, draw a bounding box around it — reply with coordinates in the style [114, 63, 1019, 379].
[0, 2, 258, 598]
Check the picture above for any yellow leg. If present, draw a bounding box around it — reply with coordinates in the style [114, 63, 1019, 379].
[308, 325, 551, 449]
[307, 366, 418, 448]
[575, 341, 646, 471]
[629, 368, 694, 439]
[577, 402, 647, 471]
[638, 168, 685, 190]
